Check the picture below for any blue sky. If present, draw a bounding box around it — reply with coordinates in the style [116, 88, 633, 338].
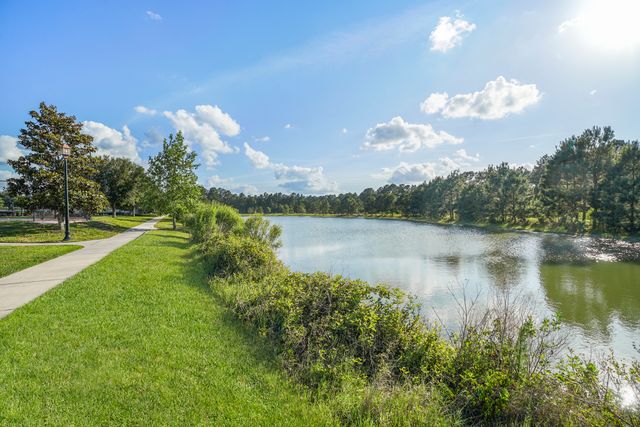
[1, 0, 639, 193]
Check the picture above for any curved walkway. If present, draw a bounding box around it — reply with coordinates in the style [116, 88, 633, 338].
[0, 217, 163, 319]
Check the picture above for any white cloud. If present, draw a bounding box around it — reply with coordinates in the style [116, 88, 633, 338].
[589, 89, 598, 96]
[82, 121, 141, 163]
[195, 104, 240, 137]
[134, 105, 158, 116]
[381, 162, 438, 184]
[243, 143, 270, 169]
[146, 11, 162, 21]
[254, 136, 271, 143]
[558, 17, 581, 33]
[284, 123, 293, 129]
[0, 135, 23, 163]
[380, 157, 461, 184]
[163, 105, 239, 167]
[242, 143, 336, 194]
[363, 116, 463, 152]
[341, 128, 348, 134]
[429, 15, 476, 52]
[421, 76, 541, 120]
[205, 175, 258, 194]
[273, 164, 338, 193]
[420, 92, 449, 114]
[455, 148, 480, 162]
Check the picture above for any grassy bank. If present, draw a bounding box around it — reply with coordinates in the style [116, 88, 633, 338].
[0, 228, 333, 425]
[0, 215, 155, 243]
[0, 245, 82, 278]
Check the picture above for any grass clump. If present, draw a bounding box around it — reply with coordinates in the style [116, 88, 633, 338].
[0, 245, 82, 277]
[187, 202, 639, 426]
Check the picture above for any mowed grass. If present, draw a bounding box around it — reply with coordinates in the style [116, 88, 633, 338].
[0, 245, 82, 278]
[0, 229, 334, 425]
[0, 215, 155, 243]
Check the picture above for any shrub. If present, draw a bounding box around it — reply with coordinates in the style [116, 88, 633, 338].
[214, 270, 451, 390]
[201, 233, 280, 279]
[244, 215, 283, 249]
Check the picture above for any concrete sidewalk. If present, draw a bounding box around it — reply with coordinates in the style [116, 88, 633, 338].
[0, 217, 163, 319]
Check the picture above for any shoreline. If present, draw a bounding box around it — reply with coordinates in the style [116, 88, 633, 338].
[248, 212, 640, 242]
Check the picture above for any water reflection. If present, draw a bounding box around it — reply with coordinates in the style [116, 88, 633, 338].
[267, 216, 640, 359]
[540, 262, 640, 334]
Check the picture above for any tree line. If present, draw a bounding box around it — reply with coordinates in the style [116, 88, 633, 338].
[3, 102, 201, 230]
[208, 126, 640, 234]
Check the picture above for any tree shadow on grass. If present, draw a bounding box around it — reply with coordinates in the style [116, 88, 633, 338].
[0, 221, 57, 238]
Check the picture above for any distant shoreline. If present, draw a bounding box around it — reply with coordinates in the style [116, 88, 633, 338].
[249, 212, 640, 242]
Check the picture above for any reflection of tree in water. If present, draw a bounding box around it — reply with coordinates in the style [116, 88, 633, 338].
[482, 235, 528, 289]
[540, 262, 640, 337]
[540, 236, 590, 264]
[484, 251, 526, 289]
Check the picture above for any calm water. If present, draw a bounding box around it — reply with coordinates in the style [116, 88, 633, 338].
[267, 216, 640, 360]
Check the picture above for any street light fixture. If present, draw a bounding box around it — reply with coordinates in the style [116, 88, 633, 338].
[60, 141, 71, 241]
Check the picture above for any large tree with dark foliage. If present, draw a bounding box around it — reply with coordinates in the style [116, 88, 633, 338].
[95, 156, 145, 217]
[7, 102, 107, 226]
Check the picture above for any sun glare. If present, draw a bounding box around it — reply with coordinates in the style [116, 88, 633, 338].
[570, 0, 640, 51]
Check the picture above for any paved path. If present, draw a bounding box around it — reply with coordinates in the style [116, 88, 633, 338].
[0, 217, 163, 319]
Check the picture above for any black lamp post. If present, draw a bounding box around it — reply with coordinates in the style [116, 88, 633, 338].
[61, 142, 71, 241]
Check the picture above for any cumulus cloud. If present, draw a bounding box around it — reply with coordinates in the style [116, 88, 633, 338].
[455, 148, 480, 162]
[284, 123, 293, 129]
[0, 135, 23, 163]
[380, 157, 461, 184]
[244, 142, 271, 169]
[134, 105, 158, 116]
[429, 15, 476, 52]
[206, 175, 258, 194]
[421, 76, 541, 120]
[243, 142, 337, 194]
[163, 104, 239, 167]
[274, 164, 338, 193]
[82, 121, 141, 162]
[363, 116, 463, 152]
[194, 104, 241, 137]
[146, 10, 162, 21]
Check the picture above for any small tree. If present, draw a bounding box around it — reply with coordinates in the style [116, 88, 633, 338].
[147, 131, 200, 229]
[7, 102, 107, 227]
[95, 156, 145, 217]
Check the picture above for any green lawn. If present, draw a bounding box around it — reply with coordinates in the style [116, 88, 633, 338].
[0, 229, 334, 425]
[0, 215, 155, 243]
[0, 245, 82, 278]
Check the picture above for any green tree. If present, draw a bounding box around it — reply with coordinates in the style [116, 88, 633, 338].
[147, 131, 200, 230]
[95, 156, 145, 217]
[7, 102, 107, 227]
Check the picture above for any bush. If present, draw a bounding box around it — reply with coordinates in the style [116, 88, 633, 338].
[214, 270, 451, 390]
[185, 203, 245, 243]
[201, 233, 280, 278]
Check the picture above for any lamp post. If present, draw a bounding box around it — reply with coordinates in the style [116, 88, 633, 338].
[61, 142, 71, 241]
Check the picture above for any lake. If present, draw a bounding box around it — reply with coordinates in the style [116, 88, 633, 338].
[266, 216, 640, 360]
